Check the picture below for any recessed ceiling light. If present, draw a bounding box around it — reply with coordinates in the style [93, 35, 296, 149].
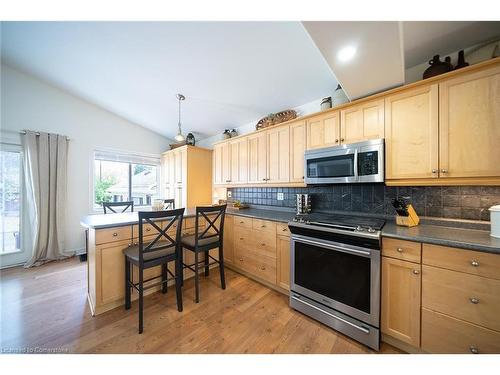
[337, 45, 357, 63]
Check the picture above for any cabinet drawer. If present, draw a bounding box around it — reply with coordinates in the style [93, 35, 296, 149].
[276, 222, 290, 237]
[252, 218, 276, 233]
[423, 244, 500, 280]
[234, 247, 276, 284]
[95, 226, 132, 245]
[422, 308, 500, 354]
[251, 230, 277, 258]
[234, 216, 252, 229]
[234, 227, 252, 250]
[382, 238, 421, 263]
[132, 221, 163, 239]
[422, 265, 500, 331]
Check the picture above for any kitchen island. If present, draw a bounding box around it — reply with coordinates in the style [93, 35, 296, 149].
[81, 208, 218, 316]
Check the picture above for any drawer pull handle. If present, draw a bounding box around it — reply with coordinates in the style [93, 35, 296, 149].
[261, 225, 266, 228]
[146, 228, 151, 232]
[239, 237, 244, 241]
[469, 297, 479, 304]
[412, 269, 420, 275]
[471, 260, 479, 267]
[261, 243, 265, 246]
[260, 266, 266, 270]
[396, 247, 403, 253]
[469, 346, 479, 354]
[282, 228, 288, 232]
[112, 232, 118, 237]
[239, 258, 243, 262]
[240, 221, 244, 224]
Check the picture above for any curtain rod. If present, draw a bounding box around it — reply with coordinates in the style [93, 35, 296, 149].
[19, 130, 70, 141]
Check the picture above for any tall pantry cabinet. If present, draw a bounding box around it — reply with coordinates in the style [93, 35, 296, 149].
[161, 145, 213, 208]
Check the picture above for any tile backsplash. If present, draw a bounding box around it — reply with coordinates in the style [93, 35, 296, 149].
[227, 185, 500, 221]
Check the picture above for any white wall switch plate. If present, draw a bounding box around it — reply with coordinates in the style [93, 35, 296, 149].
[277, 192, 284, 201]
[227, 191, 232, 198]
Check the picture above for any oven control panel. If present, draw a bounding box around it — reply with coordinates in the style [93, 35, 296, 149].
[358, 151, 379, 176]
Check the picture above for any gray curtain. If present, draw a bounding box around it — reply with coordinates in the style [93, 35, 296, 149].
[22, 131, 70, 267]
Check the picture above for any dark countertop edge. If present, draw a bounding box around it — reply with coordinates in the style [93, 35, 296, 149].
[381, 231, 499, 255]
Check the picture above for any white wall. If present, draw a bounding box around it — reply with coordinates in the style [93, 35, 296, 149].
[197, 97, 331, 148]
[0, 64, 172, 255]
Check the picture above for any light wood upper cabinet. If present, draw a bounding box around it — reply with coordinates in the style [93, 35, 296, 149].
[229, 137, 248, 184]
[213, 142, 230, 185]
[385, 84, 439, 179]
[340, 99, 384, 144]
[439, 65, 500, 178]
[306, 111, 340, 149]
[267, 125, 290, 183]
[381, 256, 421, 347]
[289, 121, 306, 183]
[248, 132, 268, 184]
[174, 148, 187, 185]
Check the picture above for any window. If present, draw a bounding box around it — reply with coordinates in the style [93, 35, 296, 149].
[94, 151, 160, 210]
[0, 148, 22, 254]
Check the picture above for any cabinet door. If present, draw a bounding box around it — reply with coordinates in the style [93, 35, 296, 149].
[247, 132, 267, 184]
[161, 154, 169, 187]
[223, 215, 234, 265]
[439, 65, 500, 178]
[175, 185, 185, 208]
[277, 235, 290, 291]
[229, 138, 248, 184]
[381, 256, 421, 347]
[174, 148, 187, 185]
[306, 112, 340, 149]
[289, 121, 307, 183]
[168, 152, 176, 186]
[340, 99, 384, 144]
[267, 125, 290, 183]
[385, 85, 439, 179]
[97, 240, 130, 305]
[213, 143, 223, 185]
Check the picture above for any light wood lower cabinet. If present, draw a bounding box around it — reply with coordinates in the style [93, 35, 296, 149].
[277, 235, 290, 291]
[229, 215, 291, 293]
[381, 256, 421, 347]
[422, 308, 500, 354]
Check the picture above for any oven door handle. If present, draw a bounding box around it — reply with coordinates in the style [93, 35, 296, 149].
[295, 237, 371, 257]
[291, 295, 370, 334]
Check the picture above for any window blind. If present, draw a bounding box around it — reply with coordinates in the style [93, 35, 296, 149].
[94, 150, 160, 166]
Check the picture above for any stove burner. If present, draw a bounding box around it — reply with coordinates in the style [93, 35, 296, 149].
[291, 212, 385, 236]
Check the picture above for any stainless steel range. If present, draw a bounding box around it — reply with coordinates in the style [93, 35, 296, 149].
[288, 213, 385, 350]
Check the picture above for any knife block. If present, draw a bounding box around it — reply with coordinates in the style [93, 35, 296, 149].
[396, 204, 420, 227]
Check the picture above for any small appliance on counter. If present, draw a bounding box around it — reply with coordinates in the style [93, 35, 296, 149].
[392, 198, 420, 227]
[490, 205, 500, 238]
[296, 194, 311, 216]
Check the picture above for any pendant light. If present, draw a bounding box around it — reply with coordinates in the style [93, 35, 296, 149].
[174, 93, 186, 142]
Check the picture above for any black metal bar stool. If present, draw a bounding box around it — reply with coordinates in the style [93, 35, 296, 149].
[123, 208, 184, 334]
[102, 201, 134, 214]
[181, 204, 227, 303]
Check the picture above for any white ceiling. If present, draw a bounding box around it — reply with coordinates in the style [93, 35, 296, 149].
[0, 22, 338, 140]
[2, 21, 499, 140]
[302, 21, 405, 100]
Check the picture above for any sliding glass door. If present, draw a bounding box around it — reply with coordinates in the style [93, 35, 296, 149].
[0, 145, 29, 267]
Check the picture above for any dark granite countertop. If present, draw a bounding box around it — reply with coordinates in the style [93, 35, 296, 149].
[80, 208, 201, 229]
[81, 206, 499, 255]
[226, 207, 295, 223]
[226, 207, 499, 255]
[382, 222, 500, 254]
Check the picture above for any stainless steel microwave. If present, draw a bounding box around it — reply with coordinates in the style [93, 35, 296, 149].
[304, 139, 384, 184]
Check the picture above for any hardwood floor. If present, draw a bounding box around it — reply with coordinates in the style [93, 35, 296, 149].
[0, 257, 401, 354]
